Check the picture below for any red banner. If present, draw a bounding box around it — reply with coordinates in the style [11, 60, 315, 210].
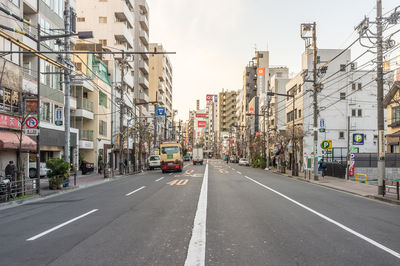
[198, 121, 207, 128]
[206, 94, 213, 102]
[0, 114, 22, 129]
[195, 113, 208, 118]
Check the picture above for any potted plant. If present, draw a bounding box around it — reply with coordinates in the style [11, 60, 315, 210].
[46, 158, 70, 190]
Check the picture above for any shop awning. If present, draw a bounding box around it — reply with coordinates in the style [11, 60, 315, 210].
[0, 131, 37, 151]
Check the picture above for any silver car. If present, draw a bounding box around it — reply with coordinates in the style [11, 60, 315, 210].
[238, 158, 250, 166]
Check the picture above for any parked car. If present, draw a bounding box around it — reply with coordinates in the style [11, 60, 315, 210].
[183, 155, 191, 161]
[148, 155, 161, 170]
[230, 155, 238, 163]
[238, 158, 250, 166]
[29, 162, 50, 178]
[80, 161, 94, 175]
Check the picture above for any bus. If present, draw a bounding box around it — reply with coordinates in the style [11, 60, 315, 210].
[159, 142, 183, 173]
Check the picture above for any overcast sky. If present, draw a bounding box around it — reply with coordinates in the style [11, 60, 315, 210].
[148, 0, 400, 120]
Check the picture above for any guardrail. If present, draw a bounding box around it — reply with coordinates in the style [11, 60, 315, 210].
[383, 180, 400, 200]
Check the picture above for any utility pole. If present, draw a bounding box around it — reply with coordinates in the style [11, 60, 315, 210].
[312, 22, 319, 181]
[292, 94, 296, 176]
[119, 52, 125, 175]
[346, 116, 350, 180]
[64, 0, 71, 164]
[153, 101, 157, 153]
[266, 94, 271, 169]
[376, 0, 385, 195]
[36, 24, 41, 193]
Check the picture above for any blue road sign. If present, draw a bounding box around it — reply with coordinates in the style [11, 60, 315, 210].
[353, 133, 365, 145]
[156, 107, 165, 116]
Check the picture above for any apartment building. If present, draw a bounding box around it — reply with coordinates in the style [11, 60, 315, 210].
[205, 98, 218, 156]
[70, 51, 112, 171]
[286, 49, 381, 171]
[76, 0, 150, 170]
[218, 90, 237, 157]
[149, 43, 173, 147]
[0, 0, 82, 175]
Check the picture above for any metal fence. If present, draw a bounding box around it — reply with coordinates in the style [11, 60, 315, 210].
[0, 178, 38, 203]
[354, 153, 400, 168]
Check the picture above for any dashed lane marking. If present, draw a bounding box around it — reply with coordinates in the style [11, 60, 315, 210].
[125, 186, 146, 196]
[155, 177, 164, 182]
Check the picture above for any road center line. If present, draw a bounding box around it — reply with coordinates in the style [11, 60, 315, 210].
[27, 209, 98, 241]
[243, 175, 400, 259]
[125, 186, 146, 196]
[155, 177, 164, 182]
[185, 161, 208, 266]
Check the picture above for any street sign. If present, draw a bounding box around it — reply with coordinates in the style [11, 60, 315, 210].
[320, 119, 325, 128]
[25, 116, 38, 129]
[25, 128, 39, 136]
[352, 133, 364, 145]
[320, 140, 332, 150]
[156, 106, 165, 116]
[55, 107, 63, 126]
[319, 128, 325, 133]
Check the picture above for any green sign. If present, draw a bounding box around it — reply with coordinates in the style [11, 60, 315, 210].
[320, 140, 332, 150]
[319, 128, 326, 133]
[167, 154, 173, 159]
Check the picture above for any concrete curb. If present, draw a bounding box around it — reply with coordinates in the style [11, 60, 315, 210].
[0, 173, 139, 211]
[266, 169, 400, 206]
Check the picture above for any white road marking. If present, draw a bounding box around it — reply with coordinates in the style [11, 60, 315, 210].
[27, 209, 98, 241]
[237, 171, 242, 175]
[243, 175, 400, 260]
[155, 177, 164, 182]
[169, 173, 172, 175]
[184, 164, 189, 168]
[125, 186, 146, 196]
[185, 161, 208, 266]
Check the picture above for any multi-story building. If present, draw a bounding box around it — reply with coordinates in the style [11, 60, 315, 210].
[286, 49, 381, 171]
[384, 76, 400, 153]
[218, 90, 237, 157]
[205, 97, 218, 157]
[134, 0, 150, 116]
[70, 50, 112, 171]
[76, 0, 150, 170]
[0, 0, 83, 175]
[149, 43, 173, 147]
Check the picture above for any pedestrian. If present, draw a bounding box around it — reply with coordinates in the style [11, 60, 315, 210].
[5, 161, 16, 180]
[320, 159, 327, 177]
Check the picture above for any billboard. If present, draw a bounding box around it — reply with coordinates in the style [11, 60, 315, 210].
[195, 113, 208, 118]
[206, 94, 218, 102]
[198, 121, 207, 128]
[257, 67, 266, 76]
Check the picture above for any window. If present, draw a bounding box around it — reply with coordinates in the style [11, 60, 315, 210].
[352, 82, 362, 90]
[276, 72, 282, 78]
[161, 146, 179, 154]
[358, 83, 362, 90]
[99, 17, 107, 23]
[340, 64, 346, 71]
[271, 119, 274, 126]
[317, 56, 321, 64]
[99, 39, 107, 46]
[99, 120, 107, 136]
[339, 132, 344, 139]
[294, 109, 298, 119]
[340, 92, 346, 100]
[99, 91, 107, 107]
[392, 107, 400, 123]
[357, 109, 362, 117]
[9, 0, 19, 7]
[77, 17, 85, 22]
[351, 109, 356, 117]
[41, 102, 51, 122]
[298, 109, 302, 118]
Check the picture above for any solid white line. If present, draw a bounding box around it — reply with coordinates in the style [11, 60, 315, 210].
[185, 161, 208, 266]
[27, 209, 98, 241]
[237, 171, 242, 175]
[243, 175, 400, 259]
[155, 177, 164, 182]
[125, 186, 146, 196]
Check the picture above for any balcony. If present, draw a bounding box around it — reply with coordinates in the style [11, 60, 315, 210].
[71, 74, 95, 92]
[79, 129, 94, 150]
[23, 71, 37, 94]
[72, 98, 94, 120]
[138, 0, 149, 14]
[24, 0, 37, 13]
[114, 22, 134, 49]
[139, 29, 149, 46]
[139, 60, 149, 74]
[139, 14, 149, 32]
[139, 74, 149, 89]
[115, 0, 134, 28]
[124, 71, 134, 87]
[70, 96, 77, 110]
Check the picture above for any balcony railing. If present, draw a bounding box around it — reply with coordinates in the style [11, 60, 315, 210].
[77, 98, 94, 112]
[80, 129, 94, 141]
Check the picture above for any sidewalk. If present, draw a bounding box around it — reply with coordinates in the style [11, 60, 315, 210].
[269, 168, 400, 205]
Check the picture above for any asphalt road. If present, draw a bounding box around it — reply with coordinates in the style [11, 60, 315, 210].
[0, 160, 399, 266]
